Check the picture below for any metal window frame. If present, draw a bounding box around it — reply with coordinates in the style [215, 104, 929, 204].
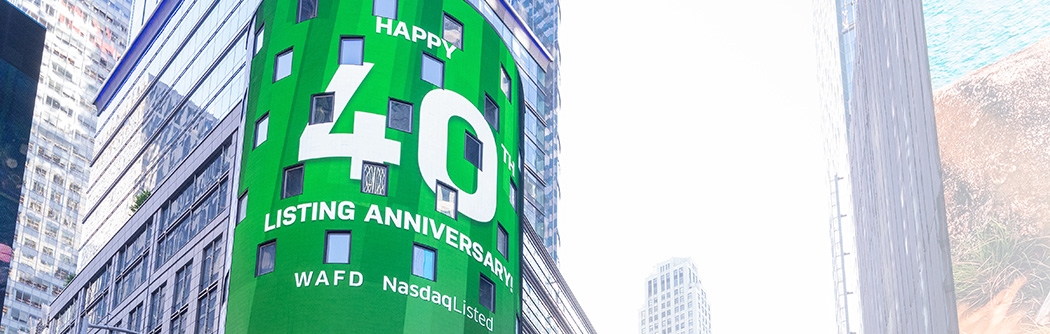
[273, 48, 293, 82]
[309, 92, 335, 124]
[435, 181, 458, 219]
[372, 0, 397, 19]
[421, 52, 444, 87]
[479, 274, 496, 313]
[497, 223, 508, 259]
[464, 131, 483, 170]
[360, 161, 388, 196]
[484, 94, 499, 131]
[297, 0, 317, 23]
[323, 230, 353, 264]
[500, 66, 511, 99]
[253, 112, 268, 148]
[254, 24, 264, 54]
[442, 13, 464, 50]
[339, 36, 365, 65]
[411, 243, 438, 281]
[255, 239, 276, 276]
[386, 98, 414, 133]
[282, 164, 304, 199]
[237, 190, 248, 223]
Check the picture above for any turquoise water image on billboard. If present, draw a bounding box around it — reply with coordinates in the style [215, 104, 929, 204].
[926, 1, 1050, 331]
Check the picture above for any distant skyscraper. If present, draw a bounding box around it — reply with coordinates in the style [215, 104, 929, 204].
[1, 0, 131, 331]
[0, 2, 46, 331]
[813, 0, 959, 333]
[638, 257, 711, 334]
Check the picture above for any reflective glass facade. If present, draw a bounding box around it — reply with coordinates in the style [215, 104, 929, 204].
[79, 0, 253, 269]
[36, 0, 254, 331]
[43, 135, 237, 334]
[467, 0, 562, 261]
[814, 0, 959, 333]
[506, 0, 562, 261]
[1, 0, 131, 330]
[0, 2, 46, 331]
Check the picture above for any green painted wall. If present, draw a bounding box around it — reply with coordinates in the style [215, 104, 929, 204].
[226, 0, 523, 332]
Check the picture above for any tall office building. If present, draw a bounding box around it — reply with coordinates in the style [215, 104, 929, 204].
[0, 0, 131, 331]
[813, 0, 959, 333]
[0, 2, 46, 331]
[638, 257, 711, 334]
[37, 0, 593, 332]
[505, 0, 562, 262]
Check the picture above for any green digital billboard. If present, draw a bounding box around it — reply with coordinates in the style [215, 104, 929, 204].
[226, 0, 523, 332]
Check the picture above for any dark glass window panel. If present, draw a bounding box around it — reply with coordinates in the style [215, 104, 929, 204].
[297, 0, 317, 22]
[479, 275, 495, 312]
[387, 99, 413, 132]
[310, 94, 334, 124]
[256, 241, 276, 276]
[465, 132, 482, 170]
[283, 165, 304, 198]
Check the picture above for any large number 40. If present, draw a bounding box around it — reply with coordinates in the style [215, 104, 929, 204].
[298, 62, 498, 222]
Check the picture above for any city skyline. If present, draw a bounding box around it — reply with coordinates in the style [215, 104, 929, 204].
[0, 0, 933, 333]
[15, 0, 597, 332]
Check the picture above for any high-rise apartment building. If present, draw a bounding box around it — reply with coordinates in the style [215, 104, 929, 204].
[0, 0, 131, 331]
[0, 2, 46, 331]
[638, 258, 711, 334]
[36, 0, 592, 332]
[813, 0, 959, 333]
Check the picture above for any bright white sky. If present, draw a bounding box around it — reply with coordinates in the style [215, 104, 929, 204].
[556, 0, 838, 333]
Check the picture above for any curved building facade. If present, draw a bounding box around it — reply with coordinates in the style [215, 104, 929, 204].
[35, 0, 594, 332]
[227, 0, 524, 332]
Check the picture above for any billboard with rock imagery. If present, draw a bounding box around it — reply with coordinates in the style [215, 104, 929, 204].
[926, 2, 1050, 332]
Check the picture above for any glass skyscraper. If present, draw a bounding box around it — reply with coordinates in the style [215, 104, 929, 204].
[814, 0, 959, 333]
[0, 0, 131, 331]
[0, 2, 46, 331]
[505, 0, 562, 261]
